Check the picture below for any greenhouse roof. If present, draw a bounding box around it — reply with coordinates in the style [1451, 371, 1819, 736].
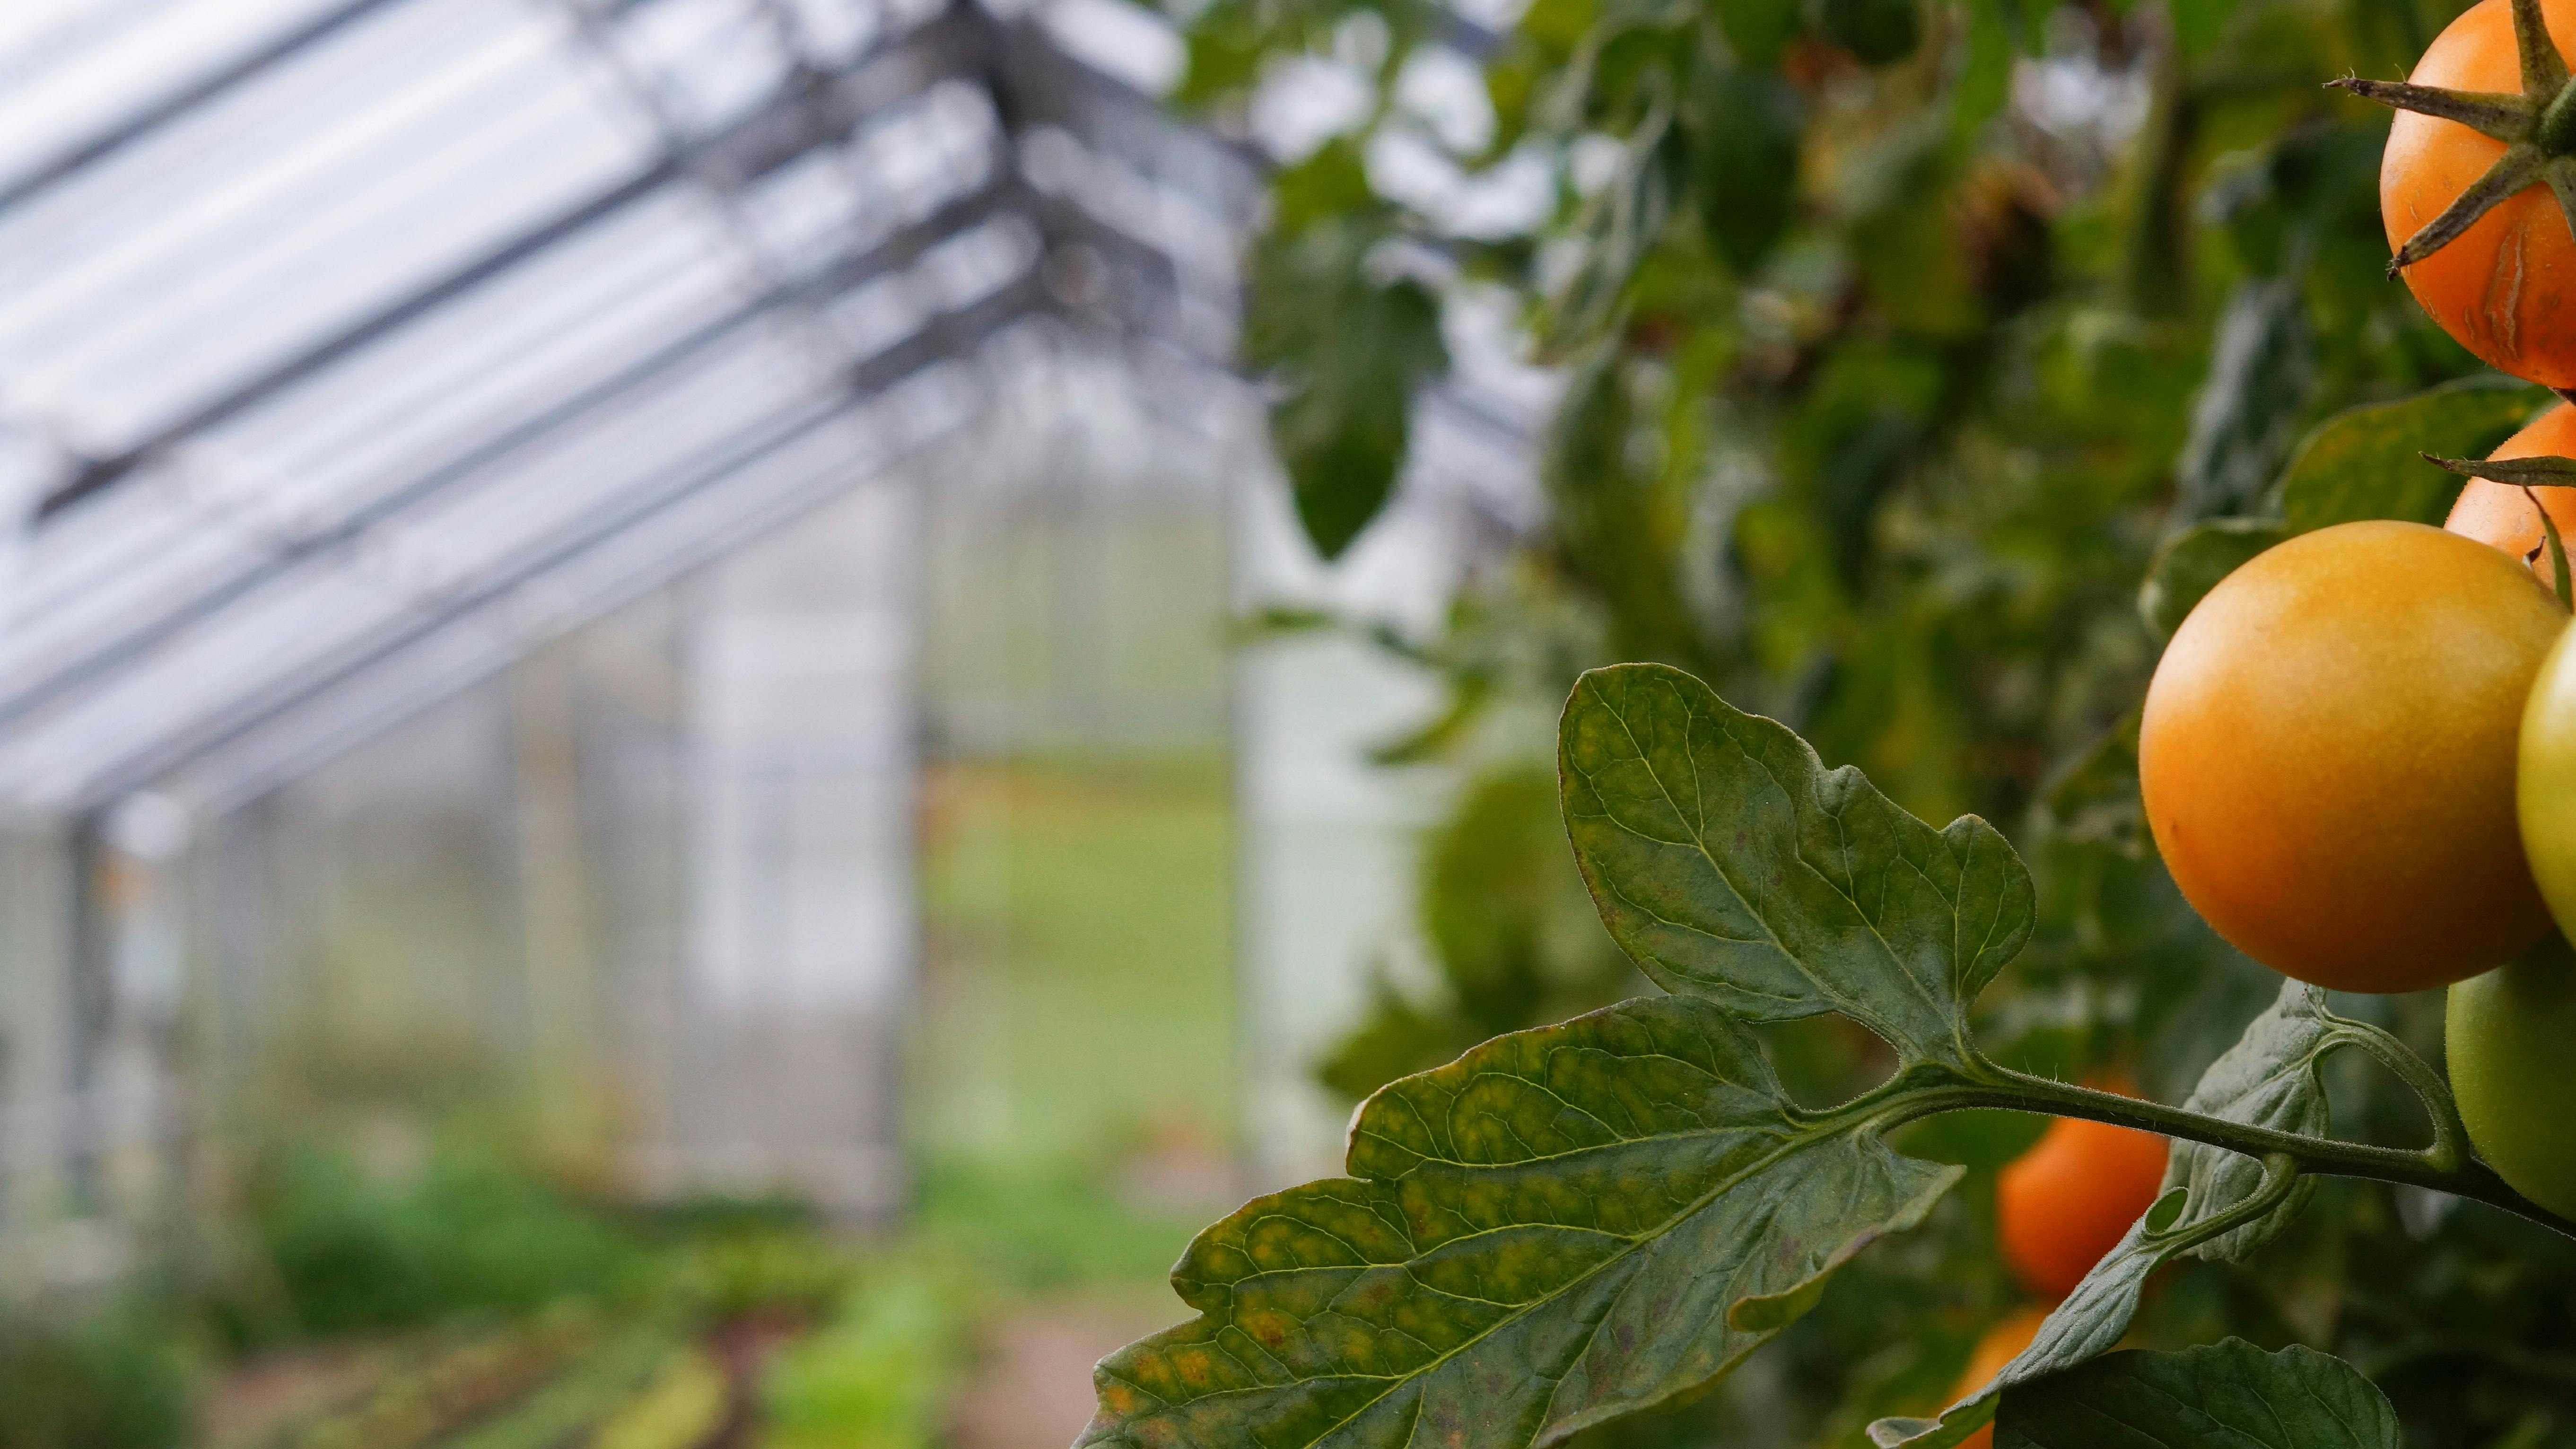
[0, 0, 1281, 817]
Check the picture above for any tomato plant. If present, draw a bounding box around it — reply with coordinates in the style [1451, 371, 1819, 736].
[1082, 667, 2573, 1449]
[1135, 0, 2576, 1442]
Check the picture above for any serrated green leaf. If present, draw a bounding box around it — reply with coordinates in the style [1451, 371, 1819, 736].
[1079, 995, 1962, 1449]
[1870, 995, 2340, 1448]
[2277, 375, 2544, 533]
[2162, 981, 2331, 1263]
[2138, 516, 2288, 640]
[1557, 663, 2034, 1065]
[1995, 1341, 2398, 1449]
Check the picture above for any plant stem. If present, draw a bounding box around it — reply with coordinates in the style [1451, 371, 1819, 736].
[1876, 1063, 2576, 1241]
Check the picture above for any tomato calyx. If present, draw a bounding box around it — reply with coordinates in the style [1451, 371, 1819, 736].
[2423, 450, 2576, 606]
[2334, 0, 2576, 273]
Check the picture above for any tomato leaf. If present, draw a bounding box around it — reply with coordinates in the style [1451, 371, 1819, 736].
[1995, 1341, 2398, 1449]
[1818, 0, 1920, 64]
[1544, 101, 1685, 352]
[2174, 278, 2314, 521]
[1077, 995, 1963, 1449]
[2277, 374, 2545, 532]
[1247, 220, 1452, 560]
[2139, 516, 2289, 640]
[1870, 989, 2340, 1447]
[2161, 981, 2330, 1263]
[2032, 710, 2143, 856]
[1682, 59, 1802, 276]
[1557, 663, 2034, 1066]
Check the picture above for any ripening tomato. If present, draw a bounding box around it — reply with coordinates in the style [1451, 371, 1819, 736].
[1948, 1306, 2050, 1449]
[2446, 402, 2576, 583]
[1995, 1100, 2168, 1301]
[2382, 0, 2576, 386]
[2448, 941, 2576, 1220]
[2140, 521, 2563, 992]
[2521, 619, 2576, 942]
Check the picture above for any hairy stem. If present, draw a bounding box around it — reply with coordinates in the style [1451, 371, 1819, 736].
[1860, 1060, 2576, 1240]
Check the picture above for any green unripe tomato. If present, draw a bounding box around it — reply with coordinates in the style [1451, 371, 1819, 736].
[2523, 618, 2576, 941]
[2449, 940, 2576, 1220]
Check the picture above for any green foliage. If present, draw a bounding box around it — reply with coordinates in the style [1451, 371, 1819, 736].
[2139, 518, 2288, 640]
[444, 1325, 680, 1449]
[1682, 61, 1801, 277]
[1245, 218, 1450, 561]
[238, 1139, 643, 1339]
[912, 1158, 1215, 1293]
[1995, 1341, 2398, 1449]
[2141, 375, 2542, 636]
[1818, 0, 1921, 66]
[1319, 765, 1637, 1096]
[1084, 994, 1963, 1449]
[1560, 664, 2028, 1064]
[1173, 0, 2576, 1440]
[1096, 665, 2568, 1449]
[762, 1269, 965, 1449]
[2276, 377, 2542, 532]
[0, 1313, 195, 1449]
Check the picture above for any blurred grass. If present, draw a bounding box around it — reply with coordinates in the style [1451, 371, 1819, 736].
[914, 753, 1236, 1175]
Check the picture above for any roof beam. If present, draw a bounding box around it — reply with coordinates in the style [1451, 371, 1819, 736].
[35, 6, 983, 520]
[35, 272, 1049, 809]
[0, 0, 414, 215]
[0, 182, 1015, 728]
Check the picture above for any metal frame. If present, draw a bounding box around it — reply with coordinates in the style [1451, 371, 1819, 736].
[0, 0, 1292, 816]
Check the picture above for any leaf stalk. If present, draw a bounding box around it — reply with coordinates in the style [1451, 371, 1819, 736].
[1855, 1059, 2576, 1241]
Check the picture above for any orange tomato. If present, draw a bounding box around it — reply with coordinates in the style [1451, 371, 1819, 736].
[2382, 0, 2576, 386]
[1996, 1097, 2168, 1301]
[2446, 402, 2576, 583]
[1948, 1306, 2051, 1449]
[2139, 521, 2563, 992]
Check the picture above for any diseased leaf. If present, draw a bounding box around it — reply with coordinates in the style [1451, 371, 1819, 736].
[1557, 663, 2034, 1065]
[1995, 1341, 2399, 1449]
[2162, 981, 2331, 1263]
[2138, 516, 2288, 640]
[2174, 278, 2314, 521]
[2277, 375, 2543, 532]
[1079, 995, 1962, 1449]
